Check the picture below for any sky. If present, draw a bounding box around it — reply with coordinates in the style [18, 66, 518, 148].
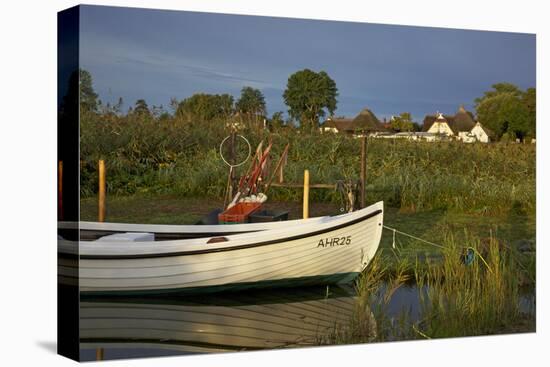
[79, 5, 536, 122]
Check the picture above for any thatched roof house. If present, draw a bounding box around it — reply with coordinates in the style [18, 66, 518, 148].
[422, 105, 476, 135]
[321, 108, 386, 136]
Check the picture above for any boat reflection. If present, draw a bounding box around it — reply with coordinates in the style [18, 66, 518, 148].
[80, 286, 363, 360]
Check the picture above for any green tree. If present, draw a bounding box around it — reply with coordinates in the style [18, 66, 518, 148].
[176, 93, 235, 122]
[475, 83, 535, 140]
[474, 82, 522, 104]
[390, 112, 414, 132]
[79, 69, 99, 113]
[236, 87, 266, 117]
[216, 94, 235, 118]
[283, 69, 338, 131]
[235, 87, 267, 124]
[268, 111, 285, 130]
[502, 98, 530, 140]
[522, 87, 536, 138]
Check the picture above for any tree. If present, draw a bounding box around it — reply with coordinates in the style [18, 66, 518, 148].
[390, 112, 414, 132]
[216, 94, 235, 118]
[79, 69, 99, 113]
[474, 82, 522, 104]
[268, 111, 285, 130]
[176, 93, 234, 122]
[522, 87, 536, 138]
[283, 69, 338, 131]
[475, 83, 534, 140]
[133, 99, 151, 118]
[236, 87, 266, 116]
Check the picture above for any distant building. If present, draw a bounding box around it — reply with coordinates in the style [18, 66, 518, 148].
[421, 105, 492, 143]
[373, 131, 438, 142]
[425, 113, 455, 136]
[321, 108, 386, 137]
[422, 105, 476, 137]
[467, 122, 495, 143]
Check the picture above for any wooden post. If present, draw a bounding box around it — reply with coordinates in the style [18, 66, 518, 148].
[360, 136, 367, 208]
[303, 169, 310, 219]
[229, 131, 236, 197]
[58, 160, 63, 221]
[278, 156, 285, 183]
[96, 348, 104, 361]
[98, 160, 106, 222]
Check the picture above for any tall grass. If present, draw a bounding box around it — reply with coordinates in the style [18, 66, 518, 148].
[317, 231, 534, 344]
[415, 232, 529, 337]
[80, 113, 535, 214]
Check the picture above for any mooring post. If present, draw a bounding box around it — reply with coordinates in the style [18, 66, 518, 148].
[58, 160, 63, 221]
[98, 160, 106, 222]
[360, 136, 367, 208]
[303, 169, 310, 219]
[96, 348, 104, 361]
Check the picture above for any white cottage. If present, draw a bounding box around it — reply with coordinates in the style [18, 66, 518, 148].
[469, 122, 494, 143]
[422, 105, 476, 138]
[426, 113, 454, 136]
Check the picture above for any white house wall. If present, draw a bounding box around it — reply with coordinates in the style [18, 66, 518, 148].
[427, 122, 454, 136]
[470, 124, 490, 143]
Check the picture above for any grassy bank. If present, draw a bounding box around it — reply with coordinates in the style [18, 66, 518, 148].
[80, 116, 535, 215]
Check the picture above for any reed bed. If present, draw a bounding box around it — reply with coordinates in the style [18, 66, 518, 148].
[318, 230, 535, 345]
[80, 115, 535, 215]
[414, 232, 531, 338]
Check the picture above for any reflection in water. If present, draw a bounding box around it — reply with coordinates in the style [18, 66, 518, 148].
[79, 283, 535, 361]
[80, 286, 361, 361]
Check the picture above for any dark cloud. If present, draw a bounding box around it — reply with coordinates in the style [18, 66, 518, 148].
[80, 5, 535, 120]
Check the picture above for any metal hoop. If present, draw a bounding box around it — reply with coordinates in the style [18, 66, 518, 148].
[219, 135, 252, 168]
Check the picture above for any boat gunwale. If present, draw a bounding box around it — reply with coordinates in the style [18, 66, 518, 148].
[76, 208, 382, 260]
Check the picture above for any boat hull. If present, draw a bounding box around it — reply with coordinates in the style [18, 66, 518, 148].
[59, 202, 383, 295]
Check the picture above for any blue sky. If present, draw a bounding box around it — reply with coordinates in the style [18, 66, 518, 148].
[79, 5, 536, 122]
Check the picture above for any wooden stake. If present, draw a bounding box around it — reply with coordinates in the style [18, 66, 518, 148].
[360, 136, 367, 208]
[98, 160, 106, 222]
[303, 169, 310, 219]
[229, 131, 236, 198]
[58, 160, 63, 221]
[96, 348, 104, 361]
[278, 147, 288, 184]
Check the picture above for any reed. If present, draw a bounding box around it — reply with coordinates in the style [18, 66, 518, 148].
[414, 231, 531, 338]
[80, 113, 535, 215]
[317, 230, 534, 345]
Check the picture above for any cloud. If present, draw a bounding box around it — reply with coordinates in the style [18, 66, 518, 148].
[81, 33, 271, 90]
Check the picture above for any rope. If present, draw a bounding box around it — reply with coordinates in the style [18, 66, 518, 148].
[383, 225, 446, 250]
[383, 225, 494, 273]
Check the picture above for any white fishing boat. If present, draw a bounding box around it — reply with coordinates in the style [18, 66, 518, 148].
[58, 201, 383, 295]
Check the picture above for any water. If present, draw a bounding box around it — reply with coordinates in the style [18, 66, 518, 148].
[79, 285, 356, 361]
[79, 284, 535, 361]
